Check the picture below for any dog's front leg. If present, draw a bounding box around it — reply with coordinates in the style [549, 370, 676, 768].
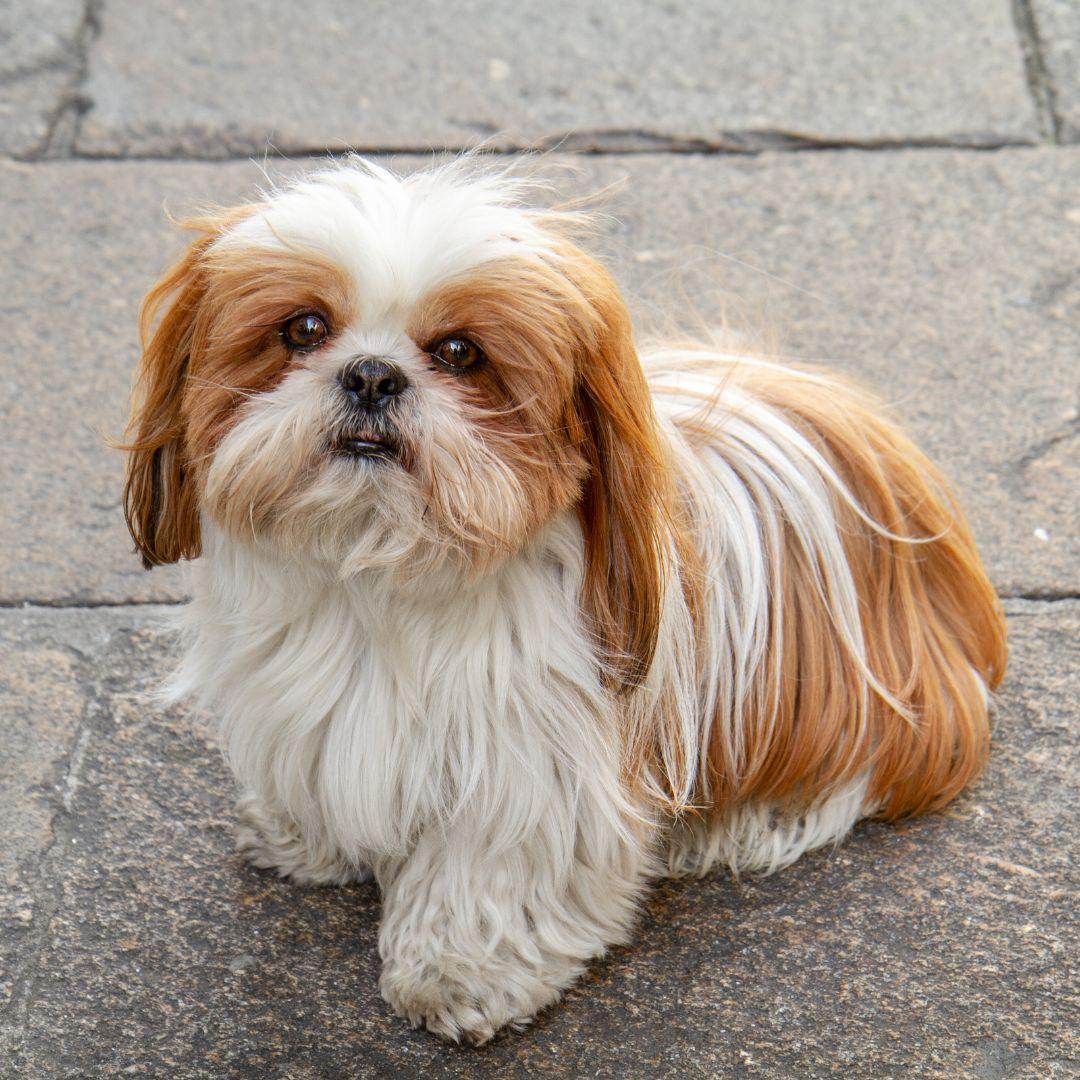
[376, 793, 649, 1044]
[234, 791, 368, 886]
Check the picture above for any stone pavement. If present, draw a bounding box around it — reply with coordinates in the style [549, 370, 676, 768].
[1, 2, 1077, 1077]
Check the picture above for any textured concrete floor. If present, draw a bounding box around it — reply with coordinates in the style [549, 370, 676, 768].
[1, 2, 1078, 1077]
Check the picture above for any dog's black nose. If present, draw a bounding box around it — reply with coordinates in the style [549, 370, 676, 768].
[339, 358, 408, 407]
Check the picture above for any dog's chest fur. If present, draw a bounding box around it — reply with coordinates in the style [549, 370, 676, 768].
[170, 517, 624, 867]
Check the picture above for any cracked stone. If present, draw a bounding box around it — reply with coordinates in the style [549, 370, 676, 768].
[1031, 0, 1080, 142]
[0, 601, 1075, 1076]
[0, 0, 86, 156]
[73, 0, 1038, 156]
[0, 606, 112, 1012]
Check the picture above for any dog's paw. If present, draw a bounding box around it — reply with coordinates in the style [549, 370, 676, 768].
[379, 954, 568, 1045]
[234, 793, 368, 887]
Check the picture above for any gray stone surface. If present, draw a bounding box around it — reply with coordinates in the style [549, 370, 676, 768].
[2, 2, 1076, 1074]
[0, 609, 93, 1011]
[604, 149, 1080, 598]
[2, 149, 1077, 604]
[0, 156, 190, 604]
[73, 0, 1039, 157]
[0, 0, 86, 156]
[1033, 0, 1080, 141]
[0, 601, 1075, 1077]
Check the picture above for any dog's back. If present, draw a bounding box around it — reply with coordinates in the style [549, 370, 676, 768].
[645, 350, 1007, 874]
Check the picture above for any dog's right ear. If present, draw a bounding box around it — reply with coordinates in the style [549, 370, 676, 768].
[122, 216, 229, 568]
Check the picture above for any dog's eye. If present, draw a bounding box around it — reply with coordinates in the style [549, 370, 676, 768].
[431, 336, 484, 371]
[282, 313, 329, 350]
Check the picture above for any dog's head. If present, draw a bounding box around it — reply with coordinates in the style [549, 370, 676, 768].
[124, 158, 673, 683]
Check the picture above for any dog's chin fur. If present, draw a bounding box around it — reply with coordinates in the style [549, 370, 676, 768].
[123, 157, 1007, 1044]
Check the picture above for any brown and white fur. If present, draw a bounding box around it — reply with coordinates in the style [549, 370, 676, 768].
[123, 157, 1007, 1043]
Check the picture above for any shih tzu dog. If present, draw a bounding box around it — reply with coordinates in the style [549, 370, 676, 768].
[123, 157, 1006, 1043]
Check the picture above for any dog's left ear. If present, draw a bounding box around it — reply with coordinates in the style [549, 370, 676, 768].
[561, 247, 675, 690]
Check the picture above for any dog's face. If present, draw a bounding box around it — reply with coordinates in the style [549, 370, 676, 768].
[124, 159, 673, 683]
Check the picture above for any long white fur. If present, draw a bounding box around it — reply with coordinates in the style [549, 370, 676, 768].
[164, 159, 890, 1042]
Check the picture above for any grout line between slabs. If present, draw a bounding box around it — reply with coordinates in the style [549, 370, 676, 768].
[1, 593, 1077, 612]
[38, 0, 104, 159]
[4, 134, 1066, 168]
[1011, 0, 1065, 142]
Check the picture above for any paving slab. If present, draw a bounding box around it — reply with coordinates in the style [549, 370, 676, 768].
[0, 600, 1075, 1077]
[0, 0, 86, 156]
[1, 149, 1077, 604]
[604, 149, 1080, 597]
[0, 608, 101, 1012]
[1032, 0, 1080, 141]
[73, 0, 1039, 157]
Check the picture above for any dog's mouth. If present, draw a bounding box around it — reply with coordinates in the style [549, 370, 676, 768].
[330, 431, 400, 463]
